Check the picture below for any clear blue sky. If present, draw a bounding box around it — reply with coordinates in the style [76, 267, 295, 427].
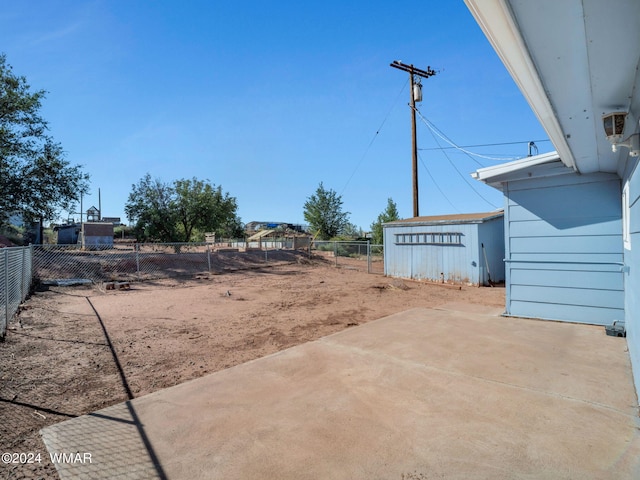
[1, 0, 551, 231]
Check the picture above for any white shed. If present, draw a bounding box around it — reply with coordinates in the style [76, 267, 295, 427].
[383, 211, 504, 286]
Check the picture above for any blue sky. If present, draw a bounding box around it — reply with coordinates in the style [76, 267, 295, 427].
[1, 0, 552, 231]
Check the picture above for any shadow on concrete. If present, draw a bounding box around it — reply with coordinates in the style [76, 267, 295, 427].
[41, 298, 169, 480]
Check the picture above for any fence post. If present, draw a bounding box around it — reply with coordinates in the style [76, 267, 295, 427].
[334, 241, 338, 267]
[21, 247, 26, 301]
[207, 244, 212, 272]
[30, 245, 34, 294]
[135, 243, 140, 277]
[4, 249, 9, 337]
[367, 242, 372, 274]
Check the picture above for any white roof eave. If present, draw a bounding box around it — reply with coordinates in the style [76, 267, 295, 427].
[472, 151, 567, 188]
[463, 0, 578, 172]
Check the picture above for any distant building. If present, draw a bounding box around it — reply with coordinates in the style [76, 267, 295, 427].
[55, 223, 81, 245]
[86, 206, 100, 222]
[245, 221, 307, 233]
[81, 222, 114, 248]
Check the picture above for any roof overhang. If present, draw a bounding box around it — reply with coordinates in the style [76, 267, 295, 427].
[472, 151, 574, 188]
[464, 0, 640, 176]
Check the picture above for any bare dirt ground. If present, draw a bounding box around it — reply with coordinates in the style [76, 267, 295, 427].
[0, 254, 504, 480]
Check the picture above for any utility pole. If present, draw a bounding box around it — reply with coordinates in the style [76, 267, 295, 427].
[390, 60, 437, 217]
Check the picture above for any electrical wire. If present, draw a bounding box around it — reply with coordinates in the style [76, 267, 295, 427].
[419, 139, 550, 151]
[339, 78, 409, 195]
[421, 110, 500, 209]
[414, 108, 524, 163]
[418, 152, 461, 213]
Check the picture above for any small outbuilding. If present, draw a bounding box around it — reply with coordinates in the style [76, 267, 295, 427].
[55, 223, 81, 245]
[81, 222, 114, 249]
[383, 211, 505, 286]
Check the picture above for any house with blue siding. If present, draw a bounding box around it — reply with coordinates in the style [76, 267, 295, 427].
[465, 0, 640, 398]
[384, 211, 504, 286]
[474, 152, 624, 324]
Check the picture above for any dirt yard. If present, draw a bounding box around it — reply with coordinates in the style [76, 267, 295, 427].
[0, 254, 504, 480]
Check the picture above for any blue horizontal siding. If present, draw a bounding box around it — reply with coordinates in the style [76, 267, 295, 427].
[507, 171, 617, 192]
[509, 301, 624, 325]
[510, 235, 622, 254]
[508, 181, 621, 221]
[509, 253, 623, 263]
[511, 284, 624, 310]
[504, 171, 623, 325]
[510, 268, 624, 291]
[505, 261, 622, 272]
[509, 217, 621, 237]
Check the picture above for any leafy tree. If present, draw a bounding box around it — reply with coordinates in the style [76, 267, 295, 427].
[125, 174, 177, 242]
[173, 178, 243, 241]
[303, 182, 350, 240]
[340, 222, 362, 240]
[125, 174, 243, 242]
[0, 53, 89, 226]
[370, 197, 400, 244]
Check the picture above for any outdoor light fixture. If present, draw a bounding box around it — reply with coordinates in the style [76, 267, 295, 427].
[603, 112, 627, 144]
[602, 111, 640, 157]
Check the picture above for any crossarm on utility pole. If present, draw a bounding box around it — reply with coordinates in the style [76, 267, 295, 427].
[390, 60, 438, 218]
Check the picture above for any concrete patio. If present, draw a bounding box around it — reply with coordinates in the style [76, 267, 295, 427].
[41, 305, 640, 479]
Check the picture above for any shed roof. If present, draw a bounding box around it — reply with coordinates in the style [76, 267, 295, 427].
[385, 210, 503, 227]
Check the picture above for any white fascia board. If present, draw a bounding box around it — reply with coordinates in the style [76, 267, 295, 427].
[471, 151, 562, 187]
[472, 151, 560, 181]
[463, 0, 577, 172]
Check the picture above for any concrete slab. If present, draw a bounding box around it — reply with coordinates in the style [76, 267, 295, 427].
[41, 307, 640, 480]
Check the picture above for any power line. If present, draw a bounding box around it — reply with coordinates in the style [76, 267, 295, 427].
[339, 78, 409, 195]
[418, 152, 461, 213]
[419, 139, 551, 151]
[420, 109, 499, 209]
[415, 109, 521, 164]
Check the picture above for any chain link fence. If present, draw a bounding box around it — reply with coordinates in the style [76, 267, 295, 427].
[1, 246, 33, 340]
[2, 241, 384, 338]
[32, 242, 312, 283]
[311, 241, 384, 274]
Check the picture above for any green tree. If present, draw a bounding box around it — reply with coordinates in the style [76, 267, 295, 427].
[370, 197, 400, 244]
[303, 182, 350, 240]
[340, 222, 362, 240]
[125, 174, 243, 242]
[0, 53, 89, 226]
[125, 174, 177, 242]
[173, 178, 243, 241]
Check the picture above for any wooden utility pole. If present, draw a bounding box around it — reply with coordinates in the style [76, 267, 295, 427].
[390, 61, 437, 218]
[409, 71, 419, 218]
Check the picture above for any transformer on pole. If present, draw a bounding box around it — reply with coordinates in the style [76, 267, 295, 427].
[390, 60, 438, 218]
